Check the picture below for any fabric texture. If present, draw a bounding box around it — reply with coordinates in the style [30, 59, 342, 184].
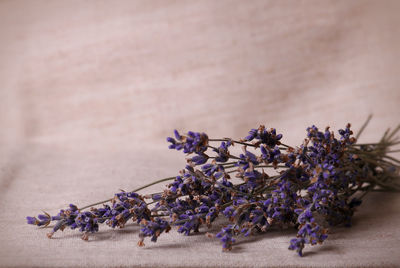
[1, 0, 400, 267]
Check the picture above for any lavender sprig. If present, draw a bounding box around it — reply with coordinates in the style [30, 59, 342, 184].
[27, 119, 400, 256]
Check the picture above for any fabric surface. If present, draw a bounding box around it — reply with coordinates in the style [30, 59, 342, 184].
[1, 0, 400, 267]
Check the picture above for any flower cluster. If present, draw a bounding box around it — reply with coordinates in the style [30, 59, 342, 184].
[27, 192, 151, 240]
[27, 121, 400, 256]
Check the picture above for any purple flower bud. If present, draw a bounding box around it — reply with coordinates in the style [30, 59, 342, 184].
[174, 129, 181, 140]
[26, 216, 37, 225]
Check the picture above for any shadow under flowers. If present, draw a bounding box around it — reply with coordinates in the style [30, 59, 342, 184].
[51, 222, 141, 242]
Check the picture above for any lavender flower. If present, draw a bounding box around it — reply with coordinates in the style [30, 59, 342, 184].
[244, 126, 283, 147]
[167, 130, 209, 153]
[138, 218, 171, 246]
[216, 225, 237, 251]
[27, 119, 400, 257]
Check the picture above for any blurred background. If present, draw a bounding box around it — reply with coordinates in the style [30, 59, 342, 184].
[1, 1, 400, 267]
[1, 0, 399, 154]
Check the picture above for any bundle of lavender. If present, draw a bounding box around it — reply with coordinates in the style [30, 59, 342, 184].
[27, 118, 400, 256]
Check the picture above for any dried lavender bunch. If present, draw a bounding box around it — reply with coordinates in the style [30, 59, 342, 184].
[27, 119, 400, 256]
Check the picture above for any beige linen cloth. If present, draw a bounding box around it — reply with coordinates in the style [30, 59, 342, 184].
[1, 0, 400, 267]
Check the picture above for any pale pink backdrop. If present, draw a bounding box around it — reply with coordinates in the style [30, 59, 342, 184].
[0, 1, 399, 267]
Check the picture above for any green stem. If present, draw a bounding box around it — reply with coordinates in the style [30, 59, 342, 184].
[356, 114, 372, 140]
[279, 143, 291, 149]
[220, 161, 237, 166]
[209, 138, 257, 147]
[352, 141, 400, 147]
[255, 165, 288, 169]
[387, 124, 400, 142]
[209, 138, 288, 150]
[78, 176, 176, 210]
